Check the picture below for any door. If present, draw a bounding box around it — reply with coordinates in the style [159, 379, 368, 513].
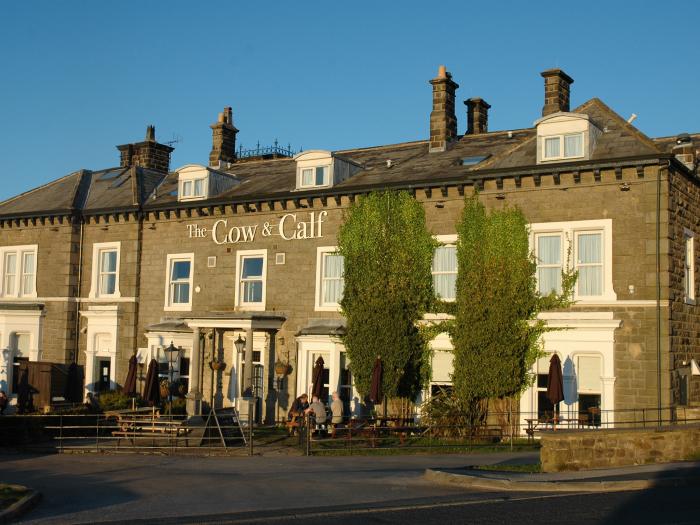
[97, 359, 111, 393]
[253, 364, 264, 423]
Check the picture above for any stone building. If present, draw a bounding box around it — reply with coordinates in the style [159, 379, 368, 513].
[0, 66, 698, 427]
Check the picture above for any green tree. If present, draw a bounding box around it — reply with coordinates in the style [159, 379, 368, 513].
[451, 195, 576, 418]
[338, 191, 436, 401]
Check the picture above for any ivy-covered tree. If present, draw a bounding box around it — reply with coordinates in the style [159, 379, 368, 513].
[338, 191, 436, 401]
[451, 194, 576, 416]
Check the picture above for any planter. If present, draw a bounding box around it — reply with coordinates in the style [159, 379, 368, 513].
[210, 361, 227, 372]
[274, 361, 291, 376]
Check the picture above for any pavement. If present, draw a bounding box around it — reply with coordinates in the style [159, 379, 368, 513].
[2, 452, 700, 524]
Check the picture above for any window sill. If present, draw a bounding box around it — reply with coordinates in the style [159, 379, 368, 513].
[164, 304, 193, 312]
[684, 297, 696, 306]
[315, 304, 342, 313]
[236, 304, 266, 312]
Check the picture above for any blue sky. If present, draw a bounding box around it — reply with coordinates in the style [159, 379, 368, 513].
[1, 1, 698, 201]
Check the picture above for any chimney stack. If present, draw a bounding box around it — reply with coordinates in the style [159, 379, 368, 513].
[673, 134, 697, 171]
[116, 125, 173, 174]
[541, 68, 574, 116]
[209, 106, 238, 167]
[429, 65, 459, 152]
[464, 97, 491, 135]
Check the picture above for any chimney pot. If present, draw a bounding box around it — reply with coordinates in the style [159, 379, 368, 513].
[116, 125, 173, 174]
[540, 68, 574, 116]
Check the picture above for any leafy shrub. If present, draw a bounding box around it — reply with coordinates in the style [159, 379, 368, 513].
[98, 390, 143, 411]
[420, 391, 487, 438]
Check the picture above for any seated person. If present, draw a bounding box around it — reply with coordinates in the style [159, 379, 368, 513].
[286, 394, 309, 434]
[305, 396, 327, 426]
[330, 391, 344, 437]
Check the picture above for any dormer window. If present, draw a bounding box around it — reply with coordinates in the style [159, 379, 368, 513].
[181, 178, 206, 199]
[294, 150, 361, 191]
[300, 166, 329, 188]
[536, 113, 600, 164]
[542, 132, 584, 160]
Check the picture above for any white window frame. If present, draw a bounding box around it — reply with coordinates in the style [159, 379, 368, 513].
[535, 233, 563, 295]
[432, 234, 458, 302]
[297, 164, 331, 190]
[530, 219, 616, 303]
[164, 253, 194, 311]
[235, 249, 267, 311]
[541, 132, 585, 161]
[0, 245, 38, 298]
[89, 242, 121, 299]
[315, 246, 344, 311]
[684, 230, 695, 304]
[178, 176, 208, 201]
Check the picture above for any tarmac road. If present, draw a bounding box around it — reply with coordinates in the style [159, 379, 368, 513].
[3, 452, 698, 524]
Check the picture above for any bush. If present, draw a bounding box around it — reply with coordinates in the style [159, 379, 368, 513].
[420, 392, 487, 438]
[98, 390, 142, 411]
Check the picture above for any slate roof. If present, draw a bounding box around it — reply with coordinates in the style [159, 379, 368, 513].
[0, 96, 695, 219]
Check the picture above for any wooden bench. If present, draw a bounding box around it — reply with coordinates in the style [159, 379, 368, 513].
[108, 409, 191, 446]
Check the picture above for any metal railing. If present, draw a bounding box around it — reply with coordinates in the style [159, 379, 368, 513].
[237, 141, 295, 159]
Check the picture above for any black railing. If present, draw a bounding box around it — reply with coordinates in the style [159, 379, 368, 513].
[237, 141, 296, 159]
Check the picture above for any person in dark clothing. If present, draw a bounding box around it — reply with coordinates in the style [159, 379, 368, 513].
[286, 393, 309, 435]
[0, 390, 8, 415]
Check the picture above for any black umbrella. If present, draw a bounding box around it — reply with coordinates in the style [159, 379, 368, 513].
[64, 362, 83, 403]
[311, 356, 325, 400]
[546, 354, 564, 429]
[142, 359, 160, 405]
[122, 355, 138, 397]
[369, 357, 383, 405]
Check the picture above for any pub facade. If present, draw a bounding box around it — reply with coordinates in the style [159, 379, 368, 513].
[0, 67, 698, 427]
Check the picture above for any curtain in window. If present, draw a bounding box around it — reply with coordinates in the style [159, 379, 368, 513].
[564, 134, 583, 157]
[432, 246, 457, 300]
[302, 169, 314, 186]
[4, 253, 16, 294]
[22, 252, 35, 295]
[242, 257, 263, 303]
[323, 253, 344, 304]
[100, 251, 117, 294]
[537, 235, 561, 294]
[577, 355, 601, 393]
[544, 137, 560, 158]
[577, 233, 602, 296]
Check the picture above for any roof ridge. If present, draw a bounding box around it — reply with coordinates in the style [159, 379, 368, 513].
[575, 97, 661, 153]
[335, 139, 428, 154]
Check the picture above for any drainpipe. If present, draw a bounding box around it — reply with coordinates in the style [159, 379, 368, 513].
[656, 163, 664, 427]
[73, 216, 84, 364]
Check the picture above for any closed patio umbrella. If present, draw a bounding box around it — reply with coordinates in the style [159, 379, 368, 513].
[546, 354, 564, 429]
[142, 359, 160, 405]
[64, 362, 83, 403]
[122, 354, 138, 397]
[311, 356, 325, 400]
[369, 357, 383, 405]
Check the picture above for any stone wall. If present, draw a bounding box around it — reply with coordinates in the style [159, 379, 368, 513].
[540, 424, 700, 472]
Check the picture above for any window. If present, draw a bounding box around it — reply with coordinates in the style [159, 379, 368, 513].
[576, 232, 603, 297]
[300, 166, 329, 188]
[684, 233, 695, 303]
[536, 355, 555, 420]
[536, 234, 562, 295]
[542, 133, 584, 161]
[432, 245, 457, 301]
[164, 253, 194, 310]
[179, 177, 207, 200]
[235, 250, 267, 310]
[531, 220, 614, 302]
[0, 245, 38, 298]
[90, 242, 120, 299]
[315, 247, 344, 311]
[179, 356, 190, 394]
[577, 355, 602, 426]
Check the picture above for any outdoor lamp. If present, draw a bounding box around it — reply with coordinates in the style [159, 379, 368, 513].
[234, 334, 246, 354]
[164, 341, 181, 404]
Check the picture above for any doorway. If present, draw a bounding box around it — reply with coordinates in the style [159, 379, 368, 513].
[97, 359, 111, 393]
[310, 351, 330, 403]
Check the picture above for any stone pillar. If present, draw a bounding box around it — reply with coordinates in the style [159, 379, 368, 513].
[464, 97, 491, 135]
[213, 330, 225, 409]
[601, 376, 616, 426]
[186, 327, 202, 417]
[429, 65, 459, 153]
[244, 327, 254, 396]
[541, 68, 574, 116]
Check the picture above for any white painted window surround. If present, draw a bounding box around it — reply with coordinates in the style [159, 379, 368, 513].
[89, 242, 121, 299]
[315, 246, 344, 312]
[684, 229, 695, 304]
[235, 249, 267, 311]
[164, 253, 194, 312]
[530, 219, 616, 302]
[0, 245, 38, 298]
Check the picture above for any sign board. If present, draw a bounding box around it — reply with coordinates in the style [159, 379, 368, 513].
[201, 407, 246, 448]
